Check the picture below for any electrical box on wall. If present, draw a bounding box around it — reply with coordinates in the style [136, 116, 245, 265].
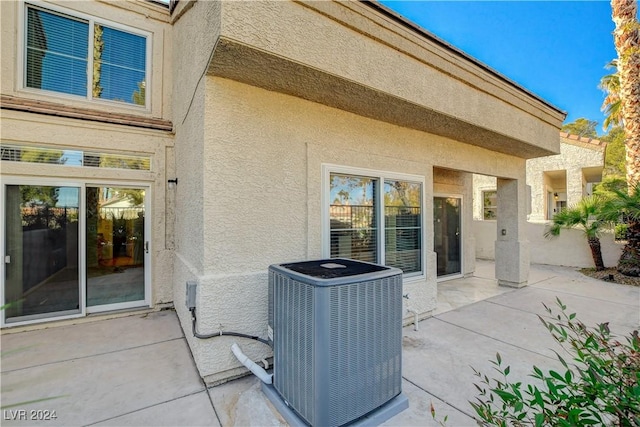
[186, 281, 197, 310]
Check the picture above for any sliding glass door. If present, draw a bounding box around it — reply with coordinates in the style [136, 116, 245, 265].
[3, 182, 149, 324]
[86, 186, 146, 310]
[3, 185, 81, 322]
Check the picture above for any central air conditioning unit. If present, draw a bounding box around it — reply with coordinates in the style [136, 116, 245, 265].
[266, 258, 408, 427]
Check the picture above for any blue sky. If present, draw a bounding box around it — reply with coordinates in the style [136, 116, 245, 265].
[379, 1, 619, 135]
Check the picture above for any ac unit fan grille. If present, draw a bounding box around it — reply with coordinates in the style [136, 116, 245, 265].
[327, 278, 402, 426]
[272, 273, 314, 421]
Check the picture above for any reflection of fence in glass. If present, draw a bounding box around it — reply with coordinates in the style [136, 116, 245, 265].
[385, 206, 421, 273]
[330, 204, 375, 228]
[99, 206, 144, 220]
[0, 144, 150, 171]
[330, 204, 376, 262]
[21, 206, 79, 230]
[329, 205, 421, 273]
[19, 206, 79, 293]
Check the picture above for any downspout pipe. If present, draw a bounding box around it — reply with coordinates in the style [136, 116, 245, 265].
[231, 343, 273, 385]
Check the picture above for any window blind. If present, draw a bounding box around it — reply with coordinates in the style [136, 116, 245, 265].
[93, 25, 146, 105]
[26, 7, 88, 97]
[26, 5, 147, 106]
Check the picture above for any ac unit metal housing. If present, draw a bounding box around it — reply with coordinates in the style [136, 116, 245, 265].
[267, 258, 406, 426]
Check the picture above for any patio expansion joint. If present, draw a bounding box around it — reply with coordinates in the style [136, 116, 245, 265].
[484, 298, 552, 315]
[205, 384, 223, 427]
[526, 274, 561, 287]
[518, 283, 640, 309]
[401, 375, 478, 422]
[0, 337, 185, 374]
[173, 320, 223, 427]
[83, 389, 210, 426]
[432, 317, 558, 362]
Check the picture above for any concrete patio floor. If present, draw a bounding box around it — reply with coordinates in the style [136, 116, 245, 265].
[2, 260, 639, 426]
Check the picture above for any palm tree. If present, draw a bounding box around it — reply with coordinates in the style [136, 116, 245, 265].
[544, 196, 607, 271]
[600, 182, 640, 276]
[611, 0, 640, 187]
[599, 60, 622, 131]
[610, 0, 640, 275]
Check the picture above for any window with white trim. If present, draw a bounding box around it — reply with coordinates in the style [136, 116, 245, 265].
[25, 4, 148, 106]
[328, 171, 423, 276]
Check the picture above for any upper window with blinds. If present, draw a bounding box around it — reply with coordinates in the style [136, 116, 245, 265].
[25, 4, 149, 107]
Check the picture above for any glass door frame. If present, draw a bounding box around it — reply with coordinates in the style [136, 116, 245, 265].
[433, 193, 464, 282]
[1, 177, 151, 327]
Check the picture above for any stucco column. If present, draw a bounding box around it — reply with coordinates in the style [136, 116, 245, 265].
[527, 170, 546, 222]
[566, 167, 584, 207]
[495, 178, 529, 287]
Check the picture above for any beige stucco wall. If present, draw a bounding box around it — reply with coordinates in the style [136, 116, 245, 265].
[472, 137, 615, 269]
[475, 220, 623, 268]
[211, 1, 564, 159]
[169, 0, 563, 384]
[170, 0, 220, 276]
[175, 76, 536, 384]
[171, 0, 223, 381]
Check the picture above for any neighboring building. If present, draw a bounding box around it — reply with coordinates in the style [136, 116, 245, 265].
[473, 132, 606, 222]
[472, 132, 615, 268]
[1, 0, 565, 385]
[528, 132, 606, 222]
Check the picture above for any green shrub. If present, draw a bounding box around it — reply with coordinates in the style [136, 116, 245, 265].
[615, 223, 629, 241]
[469, 299, 640, 426]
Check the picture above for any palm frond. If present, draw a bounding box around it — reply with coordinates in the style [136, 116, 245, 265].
[599, 59, 622, 130]
[544, 196, 608, 239]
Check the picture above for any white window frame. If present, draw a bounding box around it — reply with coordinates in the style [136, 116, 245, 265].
[18, 1, 152, 110]
[322, 164, 426, 281]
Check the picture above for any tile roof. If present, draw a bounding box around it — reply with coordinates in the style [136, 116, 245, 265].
[559, 131, 606, 149]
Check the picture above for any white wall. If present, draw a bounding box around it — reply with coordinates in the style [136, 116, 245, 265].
[475, 220, 623, 268]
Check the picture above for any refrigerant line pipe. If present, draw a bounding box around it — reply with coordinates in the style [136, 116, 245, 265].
[190, 307, 273, 384]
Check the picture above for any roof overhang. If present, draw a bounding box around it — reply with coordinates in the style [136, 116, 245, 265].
[206, 0, 566, 159]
